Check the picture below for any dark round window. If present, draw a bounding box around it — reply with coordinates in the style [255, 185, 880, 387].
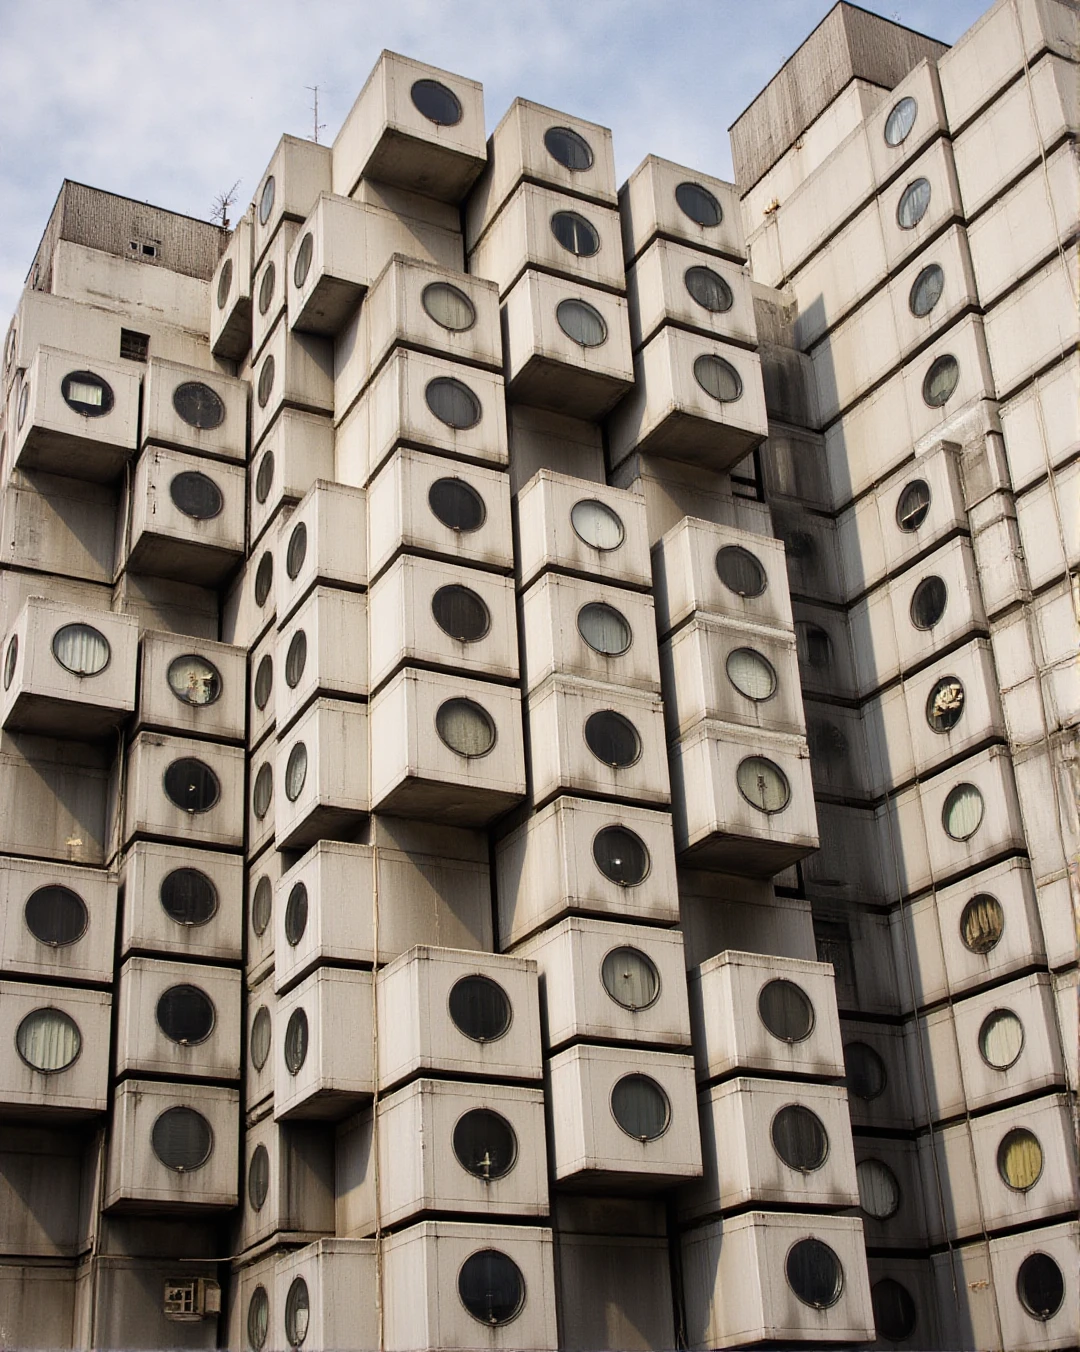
[422, 282, 476, 331]
[426, 377, 482, 430]
[685, 266, 733, 312]
[432, 584, 490, 642]
[151, 1106, 213, 1172]
[737, 756, 791, 813]
[909, 264, 944, 317]
[160, 868, 218, 926]
[253, 653, 273, 710]
[845, 1041, 887, 1100]
[772, 1104, 829, 1171]
[436, 698, 496, 757]
[157, 984, 216, 1045]
[252, 762, 273, 820]
[284, 1008, 308, 1075]
[923, 354, 959, 407]
[694, 353, 743, 402]
[24, 885, 88, 946]
[584, 710, 641, 767]
[857, 1158, 901, 1220]
[926, 676, 965, 732]
[170, 471, 223, 520]
[284, 1275, 309, 1348]
[897, 177, 931, 229]
[453, 1109, 518, 1180]
[16, 1008, 81, 1072]
[411, 78, 462, 126]
[601, 946, 660, 1010]
[611, 1073, 670, 1141]
[167, 655, 222, 706]
[247, 1285, 269, 1351]
[172, 382, 225, 430]
[458, 1250, 525, 1326]
[250, 1005, 271, 1071]
[1017, 1252, 1065, 1321]
[293, 233, 313, 289]
[873, 1278, 918, 1341]
[61, 370, 114, 417]
[550, 211, 600, 257]
[286, 522, 307, 580]
[545, 126, 593, 170]
[896, 479, 931, 531]
[4, 635, 17, 688]
[786, 1238, 843, 1309]
[577, 601, 632, 655]
[759, 979, 815, 1042]
[449, 975, 512, 1042]
[254, 551, 274, 607]
[715, 545, 766, 596]
[258, 262, 276, 317]
[593, 825, 649, 886]
[675, 181, 722, 227]
[216, 258, 233, 311]
[163, 758, 220, 813]
[960, 894, 1004, 954]
[255, 450, 275, 504]
[285, 882, 308, 947]
[429, 477, 485, 531]
[884, 96, 918, 146]
[285, 742, 308, 802]
[258, 176, 275, 227]
[251, 875, 272, 938]
[52, 623, 110, 675]
[248, 1143, 269, 1211]
[909, 576, 947, 630]
[557, 298, 607, 347]
[257, 355, 275, 409]
[285, 630, 307, 688]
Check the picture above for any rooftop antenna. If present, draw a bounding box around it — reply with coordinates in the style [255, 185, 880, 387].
[211, 180, 241, 230]
[306, 85, 327, 144]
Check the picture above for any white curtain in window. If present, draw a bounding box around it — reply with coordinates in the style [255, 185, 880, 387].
[944, 784, 984, 840]
[52, 624, 109, 676]
[436, 700, 494, 757]
[980, 1010, 1024, 1068]
[16, 1008, 80, 1071]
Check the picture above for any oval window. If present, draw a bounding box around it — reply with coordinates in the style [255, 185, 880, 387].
[254, 551, 274, 607]
[896, 479, 931, 531]
[255, 450, 275, 504]
[284, 1008, 308, 1075]
[163, 758, 220, 813]
[422, 282, 476, 331]
[998, 1127, 1043, 1191]
[571, 499, 624, 551]
[4, 635, 18, 689]
[727, 647, 777, 701]
[449, 975, 512, 1042]
[284, 1275, 310, 1348]
[250, 1005, 271, 1071]
[252, 762, 273, 820]
[716, 545, 766, 596]
[601, 946, 660, 1010]
[611, 1073, 670, 1141]
[453, 1108, 518, 1180]
[694, 353, 743, 402]
[979, 1009, 1024, 1069]
[857, 1158, 901, 1220]
[256, 355, 275, 409]
[884, 96, 918, 146]
[772, 1104, 829, 1171]
[17, 381, 30, 430]
[556, 298, 608, 347]
[172, 382, 225, 431]
[675, 181, 722, 227]
[52, 623, 110, 676]
[24, 885, 88, 946]
[285, 742, 308, 802]
[577, 601, 632, 655]
[168, 654, 222, 706]
[544, 126, 593, 171]
[786, 1237, 844, 1309]
[61, 370, 114, 417]
[458, 1250, 525, 1326]
[550, 211, 600, 257]
[436, 698, 496, 757]
[737, 756, 791, 813]
[584, 710, 641, 768]
[170, 471, 223, 520]
[293, 233, 314, 288]
[286, 521, 307, 580]
[844, 1041, 887, 1100]
[253, 653, 273, 710]
[593, 825, 649, 886]
[684, 265, 733, 312]
[758, 979, 815, 1042]
[960, 894, 1003, 954]
[156, 984, 216, 1045]
[248, 1144, 269, 1211]
[926, 676, 965, 732]
[432, 584, 490, 642]
[411, 78, 462, 126]
[247, 1285, 269, 1351]
[942, 783, 984, 841]
[897, 177, 931, 229]
[872, 1278, 918, 1341]
[285, 882, 308, 947]
[429, 477, 485, 532]
[1016, 1252, 1065, 1321]
[251, 875, 272, 938]
[426, 377, 482, 430]
[258, 176, 275, 227]
[909, 263, 944, 317]
[160, 868, 218, 926]
[285, 630, 307, 689]
[151, 1106, 213, 1172]
[909, 575, 947, 630]
[923, 354, 960, 407]
[216, 258, 233, 311]
[15, 1008, 81, 1072]
[258, 262, 276, 317]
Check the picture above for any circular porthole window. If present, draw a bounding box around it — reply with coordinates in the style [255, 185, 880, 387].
[15, 1008, 81, 1072]
[884, 96, 918, 146]
[167, 655, 222, 707]
[255, 450, 275, 504]
[909, 576, 947, 630]
[1016, 1252, 1065, 1321]
[252, 762, 273, 820]
[151, 1106, 213, 1172]
[786, 1237, 844, 1309]
[251, 875, 272, 938]
[453, 1109, 518, 1180]
[286, 522, 307, 580]
[923, 354, 960, 407]
[432, 584, 490, 642]
[52, 623, 110, 676]
[960, 894, 1004, 954]
[727, 647, 777, 701]
[247, 1285, 269, 1351]
[426, 376, 482, 430]
[254, 551, 274, 608]
[942, 783, 984, 841]
[979, 1009, 1025, 1069]
[857, 1158, 901, 1220]
[411, 78, 462, 126]
[716, 545, 766, 596]
[17, 380, 30, 430]
[571, 499, 624, 550]
[173, 382, 225, 431]
[285, 742, 308, 802]
[873, 1278, 918, 1341]
[257, 355, 275, 409]
[248, 1144, 269, 1211]
[160, 868, 218, 926]
[909, 263, 944, 317]
[550, 211, 600, 257]
[601, 946, 660, 1010]
[896, 479, 931, 531]
[675, 181, 722, 227]
[611, 1073, 670, 1141]
[737, 756, 791, 813]
[422, 282, 476, 331]
[157, 984, 216, 1046]
[285, 882, 308, 947]
[584, 710, 641, 768]
[284, 1275, 310, 1348]
[429, 477, 485, 532]
[170, 471, 223, 520]
[998, 1127, 1043, 1191]
[293, 233, 313, 289]
[593, 825, 650, 886]
[449, 975, 512, 1042]
[926, 676, 965, 732]
[758, 979, 814, 1043]
[284, 1008, 308, 1075]
[684, 265, 734, 312]
[556, 298, 608, 347]
[258, 176, 275, 227]
[458, 1250, 525, 1326]
[897, 177, 931, 229]
[216, 259, 233, 311]
[24, 885, 88, 946]
[694, 353, 743, 402]
[844, 1041, 887, 1101]
[61, 370, 114, 417]
[435, 698, 496, 758]
[258, 262, 276, 317]
[4, 635, 17, 689]
[285, 630, 307, 688]
[544, 125, 593, 170]
[254, 653, 273, 710]
[772, 1104, 829, 1172]
[250, 1005, 271, 1071]
[163, 758, 220, 813]
[577, 601, 632, 655]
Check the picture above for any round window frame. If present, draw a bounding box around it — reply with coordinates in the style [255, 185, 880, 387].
[14, 1006, 83, 1074]
[167, 654, 223, 708]
[51, 623, 111, 677]
[600, 944, 662, 1012]
[434, 697, 497, 759]
[591, 824, 651, 888]
[609, 1072, 672, 1143]
[544, 125, 594, 171]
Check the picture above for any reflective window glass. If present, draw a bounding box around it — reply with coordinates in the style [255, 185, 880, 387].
[258, 177, 275, 227]
[727, 647, 777, 701]
[544, 126, 593, 170]
[422, 282, 476, 331]
[684, 265, 733, 312]
[258, 262, 276, 317]
[923, 354, 960, 407]
[157, 984, 216, 1045]
[285, 742, 308, 802]
[255, 450, 274, 504]
[611, 1073, 670, 1140]
[170, 471, 223, 520]
[896, 479, 931, 531]
[15, 1008, 81, 1072]
[247, 1286, 269, 1351]
[285, 882, 308, 947]
[252, 762, 273, 820]
[458, 1250, 525, 1326]
[758, 979, 815, 1042]
[62, 370, 113, 417]
[571, 499, 624, 550]
[52, 623, 110, 676]
[24, 885, 88, 946]
[771, 1104, 829, 1171]
[909, 576, 947, 630]
[257, 355, 275, 409]
[550, 211, 600, 257]
[293, 233, 313, 288]
[172, 382, 225, 430]
[926, 676, 965, 732]
[960, 894, 1004, 954]
[716, 545, 766, 596]
[1017, 1253, 1065, 1321]
[284, 1275, 310, 1348]
[429, 477, 485, 532]
[593, 825, 649, 886]
[160, 868, 217, 926]
[449, 975, 512, 1042]
[167, 655, 222, 706]
[151, 1106, 213, 1172]
[909, 264, 944, 317]
[251, 875, 272, 938]
[844, 1041, 887, 1100]
[998, 1127, 1043, 1191]
[286, 522, 307, 580]
[675, 181, 722, 226]
[254, 551, 274, 607]
[694, 353, 742, 402]
[737, 755, 790, 813]
[4, 635, 17, 688]
[942, 783, 984, 841]
[873, 1278, 918, 1341]
[425, 377, 482, 429]
[284, 1008, 308, 1075]
[584, 710, 641, 767]
[897, 177, 931, 229]
[254, 653, 273, 710]
[577, 601, 631, 655]
[453, 1109, 517, 1180]
[556, 298, 607, 346]
[435, 698, 495, 757]
[163, 758, 220, 813]
[411, 78, 462, 125]
[979, 1009, 1024, 1069]
[432, 584, 490, 642]
[857, 1158, 901, 1219]
[285, 630, 307, 689]
[248, 1143, 269, 1210]
[250, 1005, 271, 1071]
[601, 946, 660, 1010]
[216, 259, 233, 311]
[884, 96, 918, 146]
[786, 1238, 844, 1309]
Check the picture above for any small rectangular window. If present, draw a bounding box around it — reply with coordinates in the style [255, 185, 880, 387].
[119, 329, 149, 362]
[813, 917, 858, 1009]
[142, 243, 157, 257]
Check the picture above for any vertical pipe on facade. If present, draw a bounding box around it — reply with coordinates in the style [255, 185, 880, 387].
[371, 841, 385, 1352]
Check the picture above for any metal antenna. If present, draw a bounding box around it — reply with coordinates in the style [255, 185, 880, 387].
[306, 85, 327, 144]
[210, 180, 240, 230]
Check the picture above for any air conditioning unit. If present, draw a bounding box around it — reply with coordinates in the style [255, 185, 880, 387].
[162, 1275, 221, 1321]
[248, 626, 277, 754]
[115, 955, 241, 1082]
[682, 1211, 874, 1349]
[988, 1220, 1078, 1352]
[275, 587, 367, 735]
[512, 916, 690, 1052]
[619, 156, 744, 267]
[495, 796, 680, 948]
[274, 698, 368, 850]
[249, 408, 334, 549]
[140, 356, 248, 464]
[246, 850, 286, 990]
[273, 967, 373, 1121]
[854, 1137, 930, 1253]
[625, 237, 755, 352]
[999, 350, 1078, 494]
[367, 446, 513, 582]
[121, 732, 246, 852]
[0, 730, 109, 865]
[12, 346, 139, 481]
[336, 352, 510, 496]
[104, 1078, 239, 1210]
[0, 854, 117, 982]
[134, 630, 246, 745]
[377, 946, 542, 1092]
[336, 1077, 548, 1234]
[210, 211, 253, 361]
[245, 974, 276, 1114]
[273, 838, 491, 996]
[332, 51, 486, 202]
[275, 480, 367, 627]
[252, 221, 299, 359]
[840, 1019, 915, 1134]
[238, 1113, 334, 1251]
[1, 597, 137, 738]
[687, 950, 844, 1084]
[251, 134, 332, 271]
[221, 509, 293, 651]
[118, 839, 243, 964]
[0, 467, 117, 585]
[124, 446, 246, 585]
[250, 317, 333, 452]
[369, 668, 524, 824]
[0, 979, 110, 1115]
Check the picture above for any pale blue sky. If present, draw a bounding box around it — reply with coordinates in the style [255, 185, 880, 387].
[0, 0, 992, 323]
